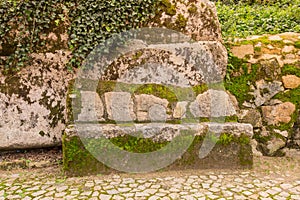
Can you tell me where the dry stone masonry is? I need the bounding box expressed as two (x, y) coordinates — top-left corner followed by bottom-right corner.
(229, 32), (300, 156)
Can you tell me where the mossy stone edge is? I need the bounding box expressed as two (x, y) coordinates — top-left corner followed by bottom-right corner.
(63, 131), (252, 177)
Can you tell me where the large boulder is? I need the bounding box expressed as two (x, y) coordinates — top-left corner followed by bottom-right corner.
(0, 51), (74, 149)
(149, 0), (223, 42)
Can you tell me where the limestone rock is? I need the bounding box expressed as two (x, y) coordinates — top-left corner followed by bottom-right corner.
(257, 59), (281, 81)
(71, 122), (253, 142)
(64, 122), (253, 175)
(147, 42), (228, 84)
(96, 41), (228, 86)
(104, 92), (135, 122)
(292, 111), (300, 141)
(0, 51), (73, 150)
(251, 80), (284, 107)
(134, 94), (169, 122)
(148, 104), (168, 122)
(274, 129), (289, 138)
(282, 45), (295, 53)
(239, 109), (262, 128)
(201, 122), (253, 138)
(231, 45), (254, 59)
(268, 35), (282, 41)
(77, 91), (104, 122)
(250, 139), (263, 157)
(266, 137), (286, 156)
(257, 137), (286, 157)
(262, 102), (296, 125)
(173, 101), (188, 119)
(149, 0), (223, 42)
(190, 89), (237, 118)
(282, 75), (300, 89)
(265, 99), (283, 106)
(260, 126), (271, 137)
(259, 55), (284, 67)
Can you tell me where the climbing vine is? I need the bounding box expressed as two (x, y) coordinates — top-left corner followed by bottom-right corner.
(0, 0), (68, 73)
(0, 0), (160, 73)
(67, 0), (160, 68)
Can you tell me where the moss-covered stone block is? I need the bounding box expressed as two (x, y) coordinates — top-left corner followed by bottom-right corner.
(63, 123), (253, 176)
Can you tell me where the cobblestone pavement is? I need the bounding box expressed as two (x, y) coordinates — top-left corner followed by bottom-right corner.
(0, 155), (300, 200)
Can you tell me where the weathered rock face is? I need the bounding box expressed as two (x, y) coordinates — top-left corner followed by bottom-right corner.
(63, 122), (253, 176)
(231, 44), (254, 59)
(262, 102), (296, 125)
(104, 92), (135, 122)
(251, 80), (284, 107)
(60, 1), (256, 175)
(149, 0), (223, 42)
(86, 42), (228, 86)
(0, 0), (228, 150)
(257, 58), (282, 81)
(232, 33), (300, 67)
(294, 113), (300, 139)
(282, 75), (300, 89)
(239, 109), (262, 128)
(189, 89), (237, 117)
(258, 137), (286, 156)
(77, 91), (104, 122)
(74, 88), (241, 123)
(173, 101), (188, 119)
(135, 94), (169, 122)
(0, 51), (74, 150)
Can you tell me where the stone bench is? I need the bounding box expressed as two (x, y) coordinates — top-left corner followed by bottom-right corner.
(63, 81), (254, 176)
(62, 1), (253, 176)
(63, 122), (253, 176)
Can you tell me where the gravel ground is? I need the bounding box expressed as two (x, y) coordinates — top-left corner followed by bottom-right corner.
(1, 148), (300, 200)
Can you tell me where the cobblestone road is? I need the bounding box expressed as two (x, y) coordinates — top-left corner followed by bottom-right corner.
(0, 155), (300, 200)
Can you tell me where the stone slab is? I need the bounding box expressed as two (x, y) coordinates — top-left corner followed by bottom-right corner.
(63, 122), (253, 176)
(82, 41), (227, 85)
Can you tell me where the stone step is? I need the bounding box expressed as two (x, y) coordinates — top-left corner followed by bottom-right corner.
(63, 122), (253, 176)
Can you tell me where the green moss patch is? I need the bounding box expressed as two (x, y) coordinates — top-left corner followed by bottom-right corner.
(175, 14), (188, 30)
(160, 0), (176, 16)
(62, 135), (112, 176)
(63, 130), (253, 176)
(294, 41), (300, 49)
(188, 3), (198, 15)
(225, 61), (258, 106)
(96, 80), (208, 101)
(110, 134), (168, 153)
(281, 64), (300, 77)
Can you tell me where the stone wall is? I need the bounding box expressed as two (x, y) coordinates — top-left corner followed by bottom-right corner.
(228, 32), (300, 156)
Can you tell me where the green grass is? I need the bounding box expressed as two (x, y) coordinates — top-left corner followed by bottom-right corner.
(216, 0), (300, 39)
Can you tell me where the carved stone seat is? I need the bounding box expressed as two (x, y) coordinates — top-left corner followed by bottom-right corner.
(63, 0), (253, 176)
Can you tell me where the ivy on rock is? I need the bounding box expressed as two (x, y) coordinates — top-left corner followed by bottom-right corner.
(0, 0), (67, 73)
(67, 0), (160, 68)
(0, 0), (160, 72)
